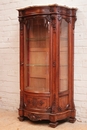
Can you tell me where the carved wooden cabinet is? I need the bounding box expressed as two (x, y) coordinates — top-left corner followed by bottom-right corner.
(18, 5), (77, 127)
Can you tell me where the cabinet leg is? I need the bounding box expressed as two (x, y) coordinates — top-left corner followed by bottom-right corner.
(49, 122), (58, 128)
(18, 116), (25, 121)
(68, 117), (76, 123)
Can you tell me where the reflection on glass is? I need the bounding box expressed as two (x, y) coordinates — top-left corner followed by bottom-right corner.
(24, 17), (50, 92)
(59, 19), (68, 92)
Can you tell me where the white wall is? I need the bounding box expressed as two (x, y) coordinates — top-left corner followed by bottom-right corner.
(0, 0), (87, 123)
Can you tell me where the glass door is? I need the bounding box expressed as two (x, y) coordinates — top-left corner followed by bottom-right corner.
(24, 17), (50, 93)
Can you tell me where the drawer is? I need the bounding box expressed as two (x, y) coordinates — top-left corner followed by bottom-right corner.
(24, 94), (50, 110)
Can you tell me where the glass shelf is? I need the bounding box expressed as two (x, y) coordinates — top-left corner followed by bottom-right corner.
(26, 64), (49, 67)
(60, 65), (68, 66)
(26, 37), (49, 41)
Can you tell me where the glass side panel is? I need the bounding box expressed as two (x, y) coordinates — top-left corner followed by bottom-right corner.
(24, 17), (50, 92)
(59, 19), (68, 92)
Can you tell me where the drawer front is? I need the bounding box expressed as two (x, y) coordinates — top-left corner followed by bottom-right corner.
(24, 94), (50, 110)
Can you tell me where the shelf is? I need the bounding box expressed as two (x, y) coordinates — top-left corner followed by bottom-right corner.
(26, 64), (49, 67)
(29, 75), (49, 78)
(60, 37), (68, 40)
(29, 48), (49, 52)
(26, 65), (67, 67)
(26, 37), (49, 41)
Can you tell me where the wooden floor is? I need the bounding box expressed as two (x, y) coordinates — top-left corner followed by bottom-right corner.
(0, 109), (87, 130)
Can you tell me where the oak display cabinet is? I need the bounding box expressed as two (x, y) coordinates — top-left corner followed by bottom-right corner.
(18, 4), (77, 127)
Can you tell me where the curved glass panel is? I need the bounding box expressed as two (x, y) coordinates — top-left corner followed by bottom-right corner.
(59, 19), (68, 92)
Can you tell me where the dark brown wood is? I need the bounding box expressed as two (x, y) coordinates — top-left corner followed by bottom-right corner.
(68, 117), (76, 123)
(18, 116), (25, 121)
(49, 122), (59, 128)
(18, 4), (77, 127)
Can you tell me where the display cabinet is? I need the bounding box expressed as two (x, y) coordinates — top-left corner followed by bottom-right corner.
(18, 4), (77, 127)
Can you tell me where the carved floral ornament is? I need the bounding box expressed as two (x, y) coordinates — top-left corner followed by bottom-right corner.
(28, 113), (40, 121)
(25, 98), (45, 108)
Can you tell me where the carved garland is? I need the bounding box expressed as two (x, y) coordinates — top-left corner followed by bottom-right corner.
(58, 15), (62, 21)
(65, 17), (71, 23)
(50, 15), (56, 32)
(72, 17), (77, 29)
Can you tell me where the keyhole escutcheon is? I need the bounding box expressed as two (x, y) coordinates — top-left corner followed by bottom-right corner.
(52, 61), (56, 67)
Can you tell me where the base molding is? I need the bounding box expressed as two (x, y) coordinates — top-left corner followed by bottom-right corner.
(18, 109), (76, 127)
